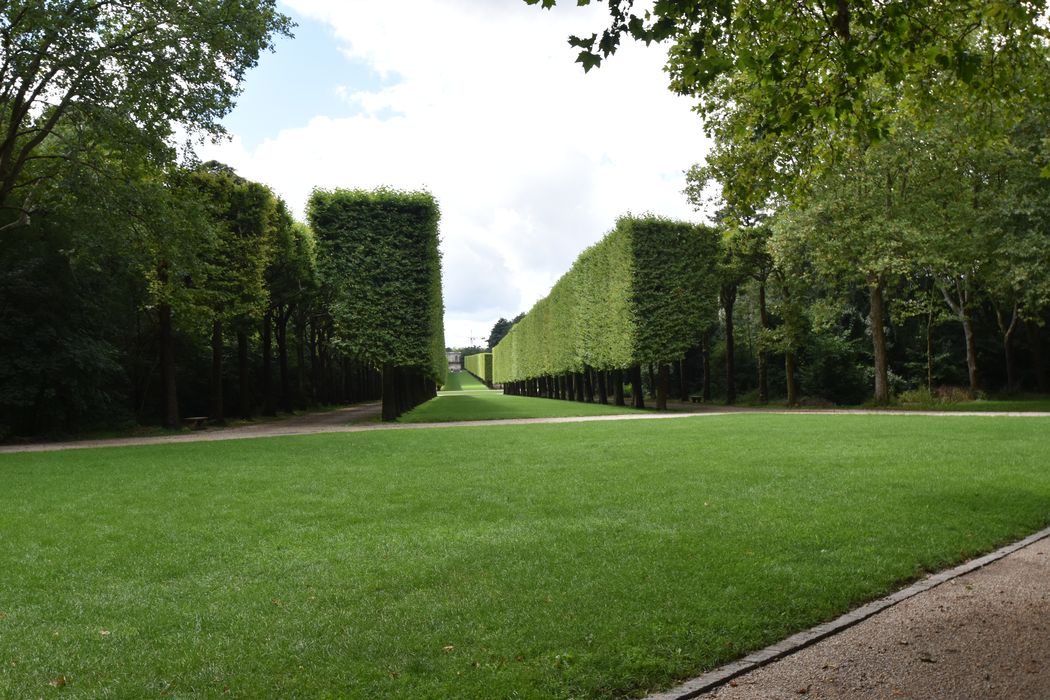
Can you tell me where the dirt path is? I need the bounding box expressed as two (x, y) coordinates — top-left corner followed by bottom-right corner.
(650, 530), (1050, 700)
(1, 403), (1047, 454)
(0, 402), (383, 454)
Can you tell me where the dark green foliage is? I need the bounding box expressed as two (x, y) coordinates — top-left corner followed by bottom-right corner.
(308, 188), (445, 419)
(0, 7), (388, 438)
(493, 215), (719, 384)
(0, 225), (128, 437)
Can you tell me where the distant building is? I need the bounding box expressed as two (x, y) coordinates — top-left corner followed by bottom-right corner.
(446, 352), (462, 372)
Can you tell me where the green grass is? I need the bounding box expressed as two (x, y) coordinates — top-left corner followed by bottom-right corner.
(440, 371), (488, 391)
(399, 391), (642, 423)
(2, 415), (1049, 698)
(893, 397), (1050, 412)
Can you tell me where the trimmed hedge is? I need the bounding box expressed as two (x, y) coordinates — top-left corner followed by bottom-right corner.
(464, 352), (493, 386)
(308, 187), (445, 420)
(493, 215), (719, 396)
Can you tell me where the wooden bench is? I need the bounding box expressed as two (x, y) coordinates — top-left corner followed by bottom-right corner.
(184, 416), (209, 430)
(688, 395), (704, 404)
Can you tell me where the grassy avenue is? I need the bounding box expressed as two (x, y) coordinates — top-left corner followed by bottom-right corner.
(1, 395), (1048, 698)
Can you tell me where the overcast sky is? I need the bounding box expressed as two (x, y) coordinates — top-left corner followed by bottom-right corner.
(198, 0), (711, 348)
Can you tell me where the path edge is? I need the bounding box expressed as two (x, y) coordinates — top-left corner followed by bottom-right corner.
(644, 524), (1050, 700)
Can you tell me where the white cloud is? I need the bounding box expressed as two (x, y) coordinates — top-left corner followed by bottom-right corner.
(198, 0), (711, 347)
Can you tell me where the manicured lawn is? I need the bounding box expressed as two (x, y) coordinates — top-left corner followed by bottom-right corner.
(399, 391), (641, 422)
(1, 415), (1049, 698)
(440, 371), (488, 392)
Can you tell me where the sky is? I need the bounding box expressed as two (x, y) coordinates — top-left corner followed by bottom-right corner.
(197, 0), (712, 349)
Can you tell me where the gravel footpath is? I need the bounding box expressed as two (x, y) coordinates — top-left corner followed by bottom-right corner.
(1, 404), (1047, 454)
(675, 533), (1050, 700)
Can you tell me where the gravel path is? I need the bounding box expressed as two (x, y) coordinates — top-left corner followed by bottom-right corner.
(658, 532), (1050, 700)
(0, 402), (384, 454)
(0, 403), (1047, 454)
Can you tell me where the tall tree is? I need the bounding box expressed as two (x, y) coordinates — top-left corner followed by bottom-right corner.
(191, 162), (275, 422)
(529, 0), (1046, 181)
(773, 131), (939, 404)
(0, 1), (291, 229)
(717, 229), (748, 405)
(265, 204), (317, 413)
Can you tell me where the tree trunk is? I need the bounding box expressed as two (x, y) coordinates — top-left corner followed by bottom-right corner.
(583, 367), (594, 403)
(210, 319), (224, 423)
(262, 310), (275, 416)
(757, 282), (769, 403)
(926, 307), (934, 392)
(785, 351), (798, 406)
(995, 303), (1019, 392)
(309, 323), (320, 403)
(722, 285), (737, 404)
(597, 370), (608, 404)
(158, 303), (179, 428)
(701, 334), (711, 402)
(1026, 319), (1049, 393)
(869, 280), (890, 405)
(382, 363), (398, 421)
(278, 308), (291, 412)
(657, 364), (669, 410)
(963, 317), (979, 394)
(237, 329), (251, 418)
(630, 365), (645, 409)
(295, 316), (307, 407)
(612, 369), (625, 406)
(647, 363), (656, 399)
(940, 280), (979, 395)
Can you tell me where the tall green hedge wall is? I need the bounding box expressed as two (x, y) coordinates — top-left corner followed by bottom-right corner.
(308, 188), (446, 386)
(492, 215), (719, 383)
(464, 352), (493, 385)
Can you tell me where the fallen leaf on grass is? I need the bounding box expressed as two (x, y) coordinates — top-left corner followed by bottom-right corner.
(99, 629), (110, 637)
(442, 645), (454, 653)
(49, 676), (67, 688)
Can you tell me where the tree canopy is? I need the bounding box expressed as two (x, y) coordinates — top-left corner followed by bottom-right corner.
(528, 0), (1047, 138)
(0, 0), (292, 229)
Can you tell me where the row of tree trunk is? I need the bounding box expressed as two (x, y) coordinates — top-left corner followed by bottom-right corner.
(501, 364), (684, 410)
(382, 365), (438, 421)
(158, 304), (383, 428)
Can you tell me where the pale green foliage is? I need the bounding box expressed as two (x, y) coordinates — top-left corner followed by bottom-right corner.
(533, 0), (1048, 219)
(464, 352), (493, 384)
(494, 215), (719, 383)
